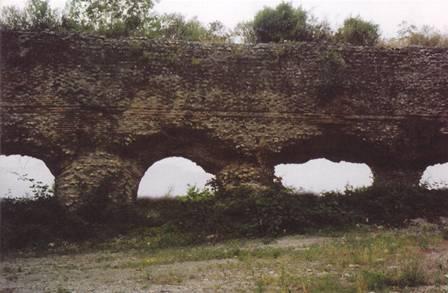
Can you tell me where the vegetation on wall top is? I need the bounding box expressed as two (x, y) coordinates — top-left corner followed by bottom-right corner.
(335, 16), (380, 46)
(251, 2), (331, 43)
(1, 1), (447, 45)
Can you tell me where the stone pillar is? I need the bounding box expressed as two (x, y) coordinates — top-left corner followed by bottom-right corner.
(371, 167), (423, 187)
(216, 162), (276, 190)
(55, 152), (144, 210)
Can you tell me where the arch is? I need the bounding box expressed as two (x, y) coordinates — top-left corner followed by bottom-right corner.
(137, 157), (215, 197)
(421, 163), (448, 189)
(123, 128), (240, 175)
(275, 158), (373, 193)
(0, 154), (55, 198)
(272, 132), (394, 170)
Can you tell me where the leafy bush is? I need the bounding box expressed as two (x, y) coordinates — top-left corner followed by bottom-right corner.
(339, 183), (448, 225)
(3, 183), (448, 251)
(336, 16), (380, 46)
(253, 2), (308, 43)
(180, 185), (215, 202)
(251, 2), (331, 43)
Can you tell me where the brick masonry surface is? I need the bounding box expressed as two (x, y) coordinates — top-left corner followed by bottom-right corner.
(1, 31), (447, 207)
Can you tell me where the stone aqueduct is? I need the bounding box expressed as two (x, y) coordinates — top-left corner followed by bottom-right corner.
(1, 31), (448, 208)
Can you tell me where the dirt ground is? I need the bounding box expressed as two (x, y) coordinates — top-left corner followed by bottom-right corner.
(1, 230), (448, 293)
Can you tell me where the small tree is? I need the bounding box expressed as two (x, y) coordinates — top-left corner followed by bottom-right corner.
(336, 16), (380, 46)
(234, 21), (256, 44)
(207, 20), (231, 43)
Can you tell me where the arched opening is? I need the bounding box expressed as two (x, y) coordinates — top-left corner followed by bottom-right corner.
(0, 155), (55, 198)
(421, 163), (448, 189)
(275, 158), (373, 194)
(137, 157), (215, 198)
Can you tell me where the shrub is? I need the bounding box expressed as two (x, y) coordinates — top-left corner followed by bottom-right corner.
(336, 16), (380, 46)
(180, 185), (215, 202)
(388, 22), (448, 47)
(253, 2), (308, 43)
(251, 2), (331, 43)
(3, 183), (448, 251)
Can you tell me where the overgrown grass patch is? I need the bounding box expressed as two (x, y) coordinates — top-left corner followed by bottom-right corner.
(117, 228), (445, 291)
(125, 243), (288, 268)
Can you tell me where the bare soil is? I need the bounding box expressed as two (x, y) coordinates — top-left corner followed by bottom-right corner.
(1, 232), (447, 293)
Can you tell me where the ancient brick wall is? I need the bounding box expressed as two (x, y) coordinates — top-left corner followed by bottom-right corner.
(1, 31), (447, 208)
